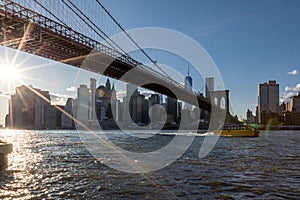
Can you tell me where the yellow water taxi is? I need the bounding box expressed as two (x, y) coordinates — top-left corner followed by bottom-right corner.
(216, 124), (259, 137)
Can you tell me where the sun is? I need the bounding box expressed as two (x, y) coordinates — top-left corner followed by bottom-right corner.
(0, 64), (19, 82)
(0, 60), (22, 92)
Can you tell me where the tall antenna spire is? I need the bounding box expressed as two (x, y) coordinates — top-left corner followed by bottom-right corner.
(188, 63), (190, 76)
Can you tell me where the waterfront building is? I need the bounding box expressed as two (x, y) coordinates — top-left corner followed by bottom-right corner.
(278, 93), (300, 125)
(160, 94), (164, 105)
(287, 93), (300, 112)
(205, 77), (214, 99)
(44, 105), (57, 129)
(184, 66), (193, 122)
(166, 96), (178, 123)
(95, 85), (107, 120)
(76, 84), (89, 127)
(111, 85), (116, 100)
(61, 98), (75, 129)
(192, 107), (201, 123)
(110, 85), (117, 120)
(246, 109), (256, 124)
(105, 78), (112, 99)
(130, 93), (147, 124)
(143, 99), (149, 124)
(7, 85), (51, 129)
(95, 78), (114, 121)
(255, 106), (259, 123)
(258, 80), (280, 124)
(123, 84), (137, 127)
(149, 94), (160, 105)
(115, 100), (123, 122)
(5, 114), (10, 128)
(55, 105), (64, 128)
(149, 94), (161, 123)
(184, 66), (193, 93)
(177, 102), (182, 122)
(181, 108), (191, 125)
(283, 112), (300, 125)
(196, 93), (206, 122)
(89, 78), (97, 121)
(35, 101), (45, 129)
(280, 102), (287, 113)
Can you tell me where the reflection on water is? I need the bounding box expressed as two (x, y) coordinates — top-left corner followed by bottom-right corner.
(0, 130), (299, 199)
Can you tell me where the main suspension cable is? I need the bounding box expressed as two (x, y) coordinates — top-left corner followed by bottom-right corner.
(32, 0), (68, 27)
(95, 0), (171, 79)
(63, 0), (131, 58)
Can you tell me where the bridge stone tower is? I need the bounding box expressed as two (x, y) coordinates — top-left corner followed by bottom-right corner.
(210, 90), (230, 114)
(205, 77), (230, 113)
(210, 90), (231, 124)
(205, 77), (231, 124)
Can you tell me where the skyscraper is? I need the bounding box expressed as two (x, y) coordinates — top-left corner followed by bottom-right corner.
(89, 78), (97, 121)
(110, 84), (117, 120)
(287, 93), (300, 112)
(258, 80), (279, 124)
(184, 65), (193, 90)
(105, 78), (112, 99)
(205, 77), (214, 99)
(76, 84), (89, 127)
(7, 85), (50, 129)
(149, 94), (161, 123)
(95, 78), (116, 121)
(166, 96), (178, 122)
(123, 84), (137, 127)
(184, 65), (193, 117)
(61, 98), (75, 129)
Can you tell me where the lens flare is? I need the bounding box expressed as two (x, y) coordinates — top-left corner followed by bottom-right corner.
(264, 119), (273, 139)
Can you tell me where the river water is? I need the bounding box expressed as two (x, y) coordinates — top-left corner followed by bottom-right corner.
(0, 130), (299, 199)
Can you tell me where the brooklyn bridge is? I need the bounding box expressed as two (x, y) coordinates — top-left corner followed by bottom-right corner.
(0, 0), (229, 114)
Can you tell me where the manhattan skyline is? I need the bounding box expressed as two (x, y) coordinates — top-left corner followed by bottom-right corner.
(1, 0), (300, 126)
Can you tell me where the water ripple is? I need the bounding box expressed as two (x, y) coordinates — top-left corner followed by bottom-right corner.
(0, 130), (299, 199)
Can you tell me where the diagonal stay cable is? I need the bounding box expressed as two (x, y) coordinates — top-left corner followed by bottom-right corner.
(95, 0), (172, 80)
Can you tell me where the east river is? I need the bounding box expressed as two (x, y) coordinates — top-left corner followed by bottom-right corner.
(0, 130), (299, 199)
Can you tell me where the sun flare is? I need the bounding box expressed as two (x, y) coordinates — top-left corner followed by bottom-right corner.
(0, 47), (51, 93)
(0, 64), (19, 82)
(0, 59), (23, 92)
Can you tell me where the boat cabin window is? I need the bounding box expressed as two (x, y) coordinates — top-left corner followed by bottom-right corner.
(224, 125), (247, 130)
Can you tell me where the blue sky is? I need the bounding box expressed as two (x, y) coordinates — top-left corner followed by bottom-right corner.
(1, 0), (300, 125)
(100, 0), (300, 115)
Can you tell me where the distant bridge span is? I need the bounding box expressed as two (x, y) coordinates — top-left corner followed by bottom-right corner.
(0, 0), (213, 111)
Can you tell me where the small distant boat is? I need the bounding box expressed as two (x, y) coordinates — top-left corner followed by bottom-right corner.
(216, 124), (259, 137)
